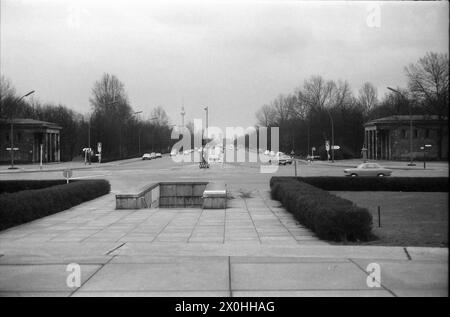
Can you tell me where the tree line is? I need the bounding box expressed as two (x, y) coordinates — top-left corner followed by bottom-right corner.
(0, 73), (174, 162)
(255, 52), (448, 159)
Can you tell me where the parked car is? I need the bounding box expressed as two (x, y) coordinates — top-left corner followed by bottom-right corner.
(155, 153), (162, 158)
(142, 153), (152, 160)
(344, 163), (392, 177)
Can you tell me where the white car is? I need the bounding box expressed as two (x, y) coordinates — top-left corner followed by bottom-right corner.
(269, 152), (293, 165)
(344, 163), (393, 177)
(155, 153), (162, 158)
(142, 153), (152, 160)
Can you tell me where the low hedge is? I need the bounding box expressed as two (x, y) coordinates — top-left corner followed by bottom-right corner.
(0, 180), (68, 194)
(0, 179), (110, 231)
(296, 177), (449, 192)
(270, 177), (373, 242)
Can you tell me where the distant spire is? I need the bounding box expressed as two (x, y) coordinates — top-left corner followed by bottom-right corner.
(181, 106), (185, 127)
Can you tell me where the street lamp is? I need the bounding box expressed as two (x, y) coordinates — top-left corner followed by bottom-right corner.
(387, 87), (415, 166)
(201, 106), (208, 165)
(324, 107), (334, 163)
(131, 111), (143, 155)
(9, 90), (35, 169)
(87, 99), (119, 164)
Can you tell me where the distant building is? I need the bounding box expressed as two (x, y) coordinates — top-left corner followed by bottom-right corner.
(0, 118), (62, 163)
(364, 115), (448, 160)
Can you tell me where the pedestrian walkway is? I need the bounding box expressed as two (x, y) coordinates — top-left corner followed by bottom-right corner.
(0, 157), (142, 174)
(0, 190), (447, 297)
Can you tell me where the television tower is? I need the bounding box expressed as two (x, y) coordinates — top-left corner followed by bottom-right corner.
(181, 106), (185, 127)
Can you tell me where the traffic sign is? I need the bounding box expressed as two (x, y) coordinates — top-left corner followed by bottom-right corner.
(332, 145), (340, 150)
(63, 169), (73, 183)
(6, 147), (19, 151)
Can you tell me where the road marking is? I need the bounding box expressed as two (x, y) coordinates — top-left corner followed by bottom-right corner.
(70, 174), (110, 179)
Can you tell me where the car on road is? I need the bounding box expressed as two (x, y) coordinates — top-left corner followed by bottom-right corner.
(142, 153), (153, 160)
(344, 163), (392, 177)
(155, 153), (162, 158)
(269, 152), (293, 165)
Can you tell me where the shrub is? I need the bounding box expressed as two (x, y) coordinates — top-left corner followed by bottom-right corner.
(270, 177), (373, 242)
(0, 180), (68, 194)
(0, 179), (110, 231)
(296, 177), (449, 192)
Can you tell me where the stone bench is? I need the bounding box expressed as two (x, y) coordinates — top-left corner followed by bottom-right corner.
(202, 182), (227, 209)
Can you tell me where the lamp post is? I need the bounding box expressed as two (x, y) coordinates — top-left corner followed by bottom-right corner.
(387, 87), (415, 166)
(202, 106), (208, 164)
(131, 111), (143, 155)
(9, 90), (35, 169)
(88, 99), (119, 164)
(324, 108), (334, 163)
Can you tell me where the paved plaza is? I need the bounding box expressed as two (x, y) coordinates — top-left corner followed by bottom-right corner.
(0, 157), (448, 296)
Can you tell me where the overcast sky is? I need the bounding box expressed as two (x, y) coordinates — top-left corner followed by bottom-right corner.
(1, 0), (448, 129)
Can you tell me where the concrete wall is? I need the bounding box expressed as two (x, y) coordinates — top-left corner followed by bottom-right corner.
(159, 182), (207, 208)
(116, 182), (207, 209)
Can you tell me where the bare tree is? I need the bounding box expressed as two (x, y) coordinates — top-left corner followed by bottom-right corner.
(405, 52), (449, 159)
(301, 75), (335, 109)
(358, 82), (378, 115)
(255, 104), (275, 126)
(332, 80), (354, 109)
(151, 106), (169, 126)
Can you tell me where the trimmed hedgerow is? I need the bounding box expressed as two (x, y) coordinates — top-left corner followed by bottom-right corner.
(296, 177), (449, 192)
(0, 180), (68, 194)
(270, 177), (373, 242)
(0, 180), (110, 231)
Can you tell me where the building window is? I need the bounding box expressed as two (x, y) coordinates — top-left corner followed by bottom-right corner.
(401, 129), (406, 139)
(413, 129), (418, 139)
(425, 129), (430, 138)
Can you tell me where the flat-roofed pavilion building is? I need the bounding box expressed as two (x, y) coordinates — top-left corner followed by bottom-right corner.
(364, 115), (448, 161)
(0, 118), (62, 163)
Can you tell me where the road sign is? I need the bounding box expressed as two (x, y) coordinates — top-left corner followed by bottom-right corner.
(332, 145), (340, 150)
(6, 147), (19, 151)
(63, 170), (73, 184)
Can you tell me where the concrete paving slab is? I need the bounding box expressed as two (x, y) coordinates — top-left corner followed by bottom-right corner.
(78, 260), (229, 292)
(352, 259), (448, 295)
(231, 262), (369, 290)
(0, 264), (100, 292)
(406, 247), (448, 261)
(0, 291), (72, 297)
(232, 290), (393, 297)
(72, 291), (230, 297)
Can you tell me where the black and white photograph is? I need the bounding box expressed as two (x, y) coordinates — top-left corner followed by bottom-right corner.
(0, 0), (448, 301)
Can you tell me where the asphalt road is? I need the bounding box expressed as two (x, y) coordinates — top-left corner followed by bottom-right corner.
(1, 155), (448, 195)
